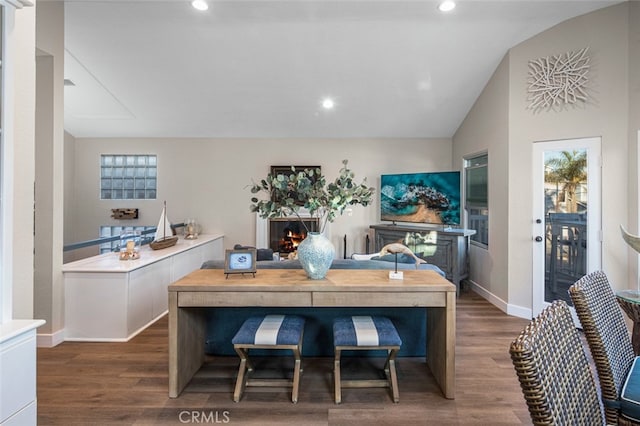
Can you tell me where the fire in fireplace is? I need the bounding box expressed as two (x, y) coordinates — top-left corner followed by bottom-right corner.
(269, 218), (319, 254)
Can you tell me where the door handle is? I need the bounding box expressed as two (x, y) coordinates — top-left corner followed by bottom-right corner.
(535, 236), (543, 242)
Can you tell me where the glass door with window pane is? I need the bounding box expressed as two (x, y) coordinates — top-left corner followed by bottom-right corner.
(532, 138), (601, 316)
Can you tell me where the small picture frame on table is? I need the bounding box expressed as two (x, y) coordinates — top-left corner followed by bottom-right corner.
(224, 248), (257, 278)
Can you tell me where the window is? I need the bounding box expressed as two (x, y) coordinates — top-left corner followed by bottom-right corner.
(100, 154), (156, 200)
(99, 225), (155, 254)
(465, 153), (488, 247)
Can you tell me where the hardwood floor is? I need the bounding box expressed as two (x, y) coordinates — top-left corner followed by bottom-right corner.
(37, 290), (533, 425)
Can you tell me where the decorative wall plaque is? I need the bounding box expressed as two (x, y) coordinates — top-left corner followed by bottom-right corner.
(527, 47), (590, 112)
(111, 208), (139, 220)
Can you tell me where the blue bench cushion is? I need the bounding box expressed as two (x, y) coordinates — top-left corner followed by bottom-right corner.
(232, 315), (304, 346)
(621, 356), (640, 421)
(333, 316), (402, 347)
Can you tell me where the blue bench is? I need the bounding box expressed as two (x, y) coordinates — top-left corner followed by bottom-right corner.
(231, 314), (305, 403)
(333, 316), (402, 403)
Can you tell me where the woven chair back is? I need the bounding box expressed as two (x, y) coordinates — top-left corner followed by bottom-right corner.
(510, 300), (604, 425)
(569, 270), (635, 425)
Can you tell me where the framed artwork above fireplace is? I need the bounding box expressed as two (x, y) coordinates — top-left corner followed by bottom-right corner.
(270, 165), (320, 176)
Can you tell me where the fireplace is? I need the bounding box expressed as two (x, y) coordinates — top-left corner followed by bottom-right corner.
(268, 218), (318, 254)
(255, 209), (330, 256)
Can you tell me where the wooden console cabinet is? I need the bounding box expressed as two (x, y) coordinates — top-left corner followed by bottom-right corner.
(370, 224), (475, 290)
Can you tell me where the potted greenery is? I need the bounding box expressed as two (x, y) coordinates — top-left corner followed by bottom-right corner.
(250, 159), (374, 279)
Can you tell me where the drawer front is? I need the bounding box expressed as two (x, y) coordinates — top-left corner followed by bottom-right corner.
(178, 291), (312, 307)
(313, 291), (446, 307)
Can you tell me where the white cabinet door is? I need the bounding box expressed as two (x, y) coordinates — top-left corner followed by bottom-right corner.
(128, 258), (171, 333)
(0, 331), (37, 424)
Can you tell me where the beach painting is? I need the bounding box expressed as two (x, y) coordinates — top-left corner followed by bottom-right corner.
(380, 171), (461, 226)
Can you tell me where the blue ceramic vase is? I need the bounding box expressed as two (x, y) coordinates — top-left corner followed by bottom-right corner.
(297, 232), (335, 279)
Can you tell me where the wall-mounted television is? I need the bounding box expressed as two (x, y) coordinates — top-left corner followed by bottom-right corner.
(380, 171), (461, 226)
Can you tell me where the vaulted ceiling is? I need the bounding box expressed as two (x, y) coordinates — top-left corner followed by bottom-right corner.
(63, 0), (619, 139)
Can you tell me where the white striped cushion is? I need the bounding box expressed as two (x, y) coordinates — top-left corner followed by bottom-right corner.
(254, 314), (285, 345)
(352, 316), (379, 346)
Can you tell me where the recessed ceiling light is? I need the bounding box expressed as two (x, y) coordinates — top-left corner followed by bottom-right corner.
(438, 1), (456, 12)
(191, 0), (208, 11)
(322, 98), (335, 110)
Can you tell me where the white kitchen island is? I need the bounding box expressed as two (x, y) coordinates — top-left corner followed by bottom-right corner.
(63, 234), (224, 341)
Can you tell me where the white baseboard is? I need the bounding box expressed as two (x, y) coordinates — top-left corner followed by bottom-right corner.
(37, 329), (65, 347)
(466, 280), (532, 320)
(63, 311), (169, 343)
(506, 303), (532, 320)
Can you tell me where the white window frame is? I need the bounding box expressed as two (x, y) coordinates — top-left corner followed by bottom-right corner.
(464, 152), (488, 248)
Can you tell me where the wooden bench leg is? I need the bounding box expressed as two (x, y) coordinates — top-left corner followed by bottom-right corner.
(334, 348), (342, 404)
(291, 347), (302, 403)
(233, 343), (303, 403)
(386, 348), (400, 403)
(233, 347), (251, 402)
(334, 345), (400, 403)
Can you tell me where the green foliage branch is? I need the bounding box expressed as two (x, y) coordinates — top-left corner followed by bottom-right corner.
(249, 160), (374, 234)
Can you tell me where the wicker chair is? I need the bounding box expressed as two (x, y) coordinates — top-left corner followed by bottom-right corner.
(568, 270), (639, 425)
(510, 300), (605, 425)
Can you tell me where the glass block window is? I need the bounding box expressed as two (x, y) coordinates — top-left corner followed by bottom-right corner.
(99, 225), (155, 254)
(100, 154), (157, 199)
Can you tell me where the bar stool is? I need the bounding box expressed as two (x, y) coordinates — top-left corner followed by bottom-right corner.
(231, 314), (305, 403)
(333, 315), (402, 403)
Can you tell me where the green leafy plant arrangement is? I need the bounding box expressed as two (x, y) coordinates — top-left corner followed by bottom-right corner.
(250, 159), (375, 234)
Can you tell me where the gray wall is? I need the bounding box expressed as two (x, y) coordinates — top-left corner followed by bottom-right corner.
(452, 54), (510, 304)
(65, 138), (453, 261)
(51, 2), (640, 330)
(454, 2), (636, 317)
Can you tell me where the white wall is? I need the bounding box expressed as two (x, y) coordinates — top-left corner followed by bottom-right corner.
(63, 131), (75, 263)
(628, 1), (640, 288)
(34, 0), (65, 337)
(6, 3), (36, 320)
(508, 3), (630, 309)
(66, 138), (453, 260)
(452, 54), (510, 304)
(454, 2), (635, 317)
(60, 3), (640, 323)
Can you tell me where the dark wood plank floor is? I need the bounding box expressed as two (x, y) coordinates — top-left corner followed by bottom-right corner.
(36, 290), (533, 425)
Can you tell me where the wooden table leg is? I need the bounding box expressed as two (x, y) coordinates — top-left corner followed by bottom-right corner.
(168, 292), (206, 398)
(426, 291), (456, 399)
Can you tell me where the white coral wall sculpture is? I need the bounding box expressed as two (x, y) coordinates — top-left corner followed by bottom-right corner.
(527, 47), (590, 112)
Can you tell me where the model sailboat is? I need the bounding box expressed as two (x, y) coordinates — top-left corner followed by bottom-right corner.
(149, 201), (178, 250)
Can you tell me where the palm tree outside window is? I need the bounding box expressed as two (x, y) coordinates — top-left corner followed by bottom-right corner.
(544, 150), (587, 214)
